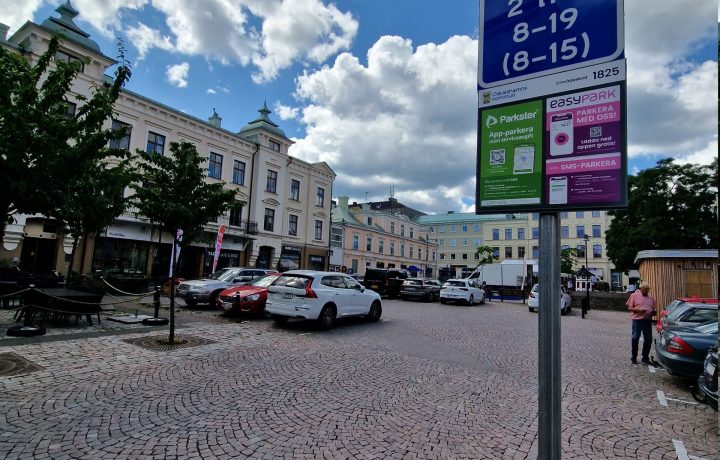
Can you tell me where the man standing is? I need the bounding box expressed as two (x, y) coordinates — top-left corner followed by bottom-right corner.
(626, 282), (656, 364)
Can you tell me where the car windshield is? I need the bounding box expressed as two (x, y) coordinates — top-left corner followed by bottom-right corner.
(273, 275), (312, 289)
(445, 280), (465, 287)
(693, 322), (718, 334)
(208, 268), (240, 281)
(666, 305), (693, 320)
(249, 274), (279, 287)
(405, 279), (422, 286)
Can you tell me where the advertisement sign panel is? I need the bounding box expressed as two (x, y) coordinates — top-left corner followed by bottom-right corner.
(478, 100), (543, 206)
(544, 84), (624, 207)
(479, 0), (624, 89)
(477, 83), (626, 212)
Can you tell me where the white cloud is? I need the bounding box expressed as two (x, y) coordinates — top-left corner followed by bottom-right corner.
(0, 0), (45, 34)
(206, 88), (217, 94)
(274, 102), (299, 120)
(64, 0), (358, 82)
(166, 62), (189, 88)
(290, 35), (479, 214)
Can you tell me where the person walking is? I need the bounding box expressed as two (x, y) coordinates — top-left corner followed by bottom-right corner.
(626, 282), (655, 364)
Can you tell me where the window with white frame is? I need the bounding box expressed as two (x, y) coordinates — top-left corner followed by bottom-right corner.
(314, 220), (323, 240)
(289, 179), (300, 200)
(390, 242), (395, 255)
(269, 138), (281, 152)
(352, 235), (359, 250)
(266, 170), (277, 193)
(264, 208), (275, 231)
(109, 120), (131, 151)
(366, 236), (372, 251)
(232, 160), (245, 185)
(146, 131), (165, 156)
(316, 187), (325, 206)
(288, 214), (298, 236)
(208, 152), (223, 179)
(379, 240), (384, 254)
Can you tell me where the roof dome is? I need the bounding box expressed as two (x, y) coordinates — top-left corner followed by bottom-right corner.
(41, 1), (101, 52)
(238, 101), (287, 138)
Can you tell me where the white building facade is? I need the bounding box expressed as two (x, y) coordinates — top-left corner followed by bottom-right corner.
(0, 4), (335, 279)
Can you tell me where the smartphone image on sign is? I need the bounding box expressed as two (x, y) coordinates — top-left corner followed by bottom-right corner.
(513, 144), (535, 174)
(549, 176), (568, 204)
(550, 113), (574, 156)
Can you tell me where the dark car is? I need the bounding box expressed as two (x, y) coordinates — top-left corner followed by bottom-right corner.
(695, 346), (718, 409)
(657, 297), (718, 332)
(216, 273), (281, 316)
(655, 322), (718, 379)
(400, 278), (442, 302)
(660, 302), (718, 332)
(362, 268), (409, 298)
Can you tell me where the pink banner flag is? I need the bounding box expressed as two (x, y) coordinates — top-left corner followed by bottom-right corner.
(212, 224), (226, 274)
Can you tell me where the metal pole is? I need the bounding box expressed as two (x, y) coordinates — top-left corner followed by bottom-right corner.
(538, 212), (561, 459)
(585, 235), (590, 313)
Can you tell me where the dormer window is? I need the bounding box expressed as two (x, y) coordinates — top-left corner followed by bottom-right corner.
(269, 139), (281, 152)
(55, 50), (84, 72)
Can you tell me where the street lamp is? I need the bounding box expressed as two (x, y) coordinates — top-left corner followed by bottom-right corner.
(583, 234), (590, 315)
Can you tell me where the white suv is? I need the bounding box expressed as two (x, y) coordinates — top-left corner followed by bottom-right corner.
(527, 284), (572, 315)
(266, 270), (382, 329)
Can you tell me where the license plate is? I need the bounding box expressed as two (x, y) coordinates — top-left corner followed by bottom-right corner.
(705, 362), (716, 376)
(405, 287), (416, 292)
(283, 292), (294, 299)
(371, 285), (379, 290)
(221, 301), (233, 310)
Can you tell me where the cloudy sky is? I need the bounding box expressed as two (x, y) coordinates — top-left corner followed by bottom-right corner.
(2, 0), (717, 214)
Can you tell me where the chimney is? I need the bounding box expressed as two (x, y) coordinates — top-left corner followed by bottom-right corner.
(208, 108), (222, 128)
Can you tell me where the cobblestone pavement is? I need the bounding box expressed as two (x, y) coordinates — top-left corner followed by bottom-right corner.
(0, 297), (716, 459)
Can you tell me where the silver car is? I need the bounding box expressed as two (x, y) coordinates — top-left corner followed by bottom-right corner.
(176, 267), (277, 307)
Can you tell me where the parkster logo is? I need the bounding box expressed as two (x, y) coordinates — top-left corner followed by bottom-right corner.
(486, 111), (538, 129)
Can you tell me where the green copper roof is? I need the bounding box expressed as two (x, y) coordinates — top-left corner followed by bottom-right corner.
(238, 101), (287, 138)
(41, 1), (101, 53)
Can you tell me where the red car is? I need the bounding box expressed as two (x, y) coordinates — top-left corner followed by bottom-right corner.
(657, 296), (718, 333)
(216, 273), (280, 316)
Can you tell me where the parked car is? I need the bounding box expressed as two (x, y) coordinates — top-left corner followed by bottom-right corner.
(266, 270), (382, 329)
(176, 267), (277, 307)
(654, 322), (718, 379)
(400, 278), (443, 302)
(657, 297), (718, 332)
(695, 346), (718, 410)
(215, 273), (281, 316)
(440, 279), (485, 305)
(362, 268), (409, 298)
(659, 302), (718, 332)
(527, 284), (572, 315)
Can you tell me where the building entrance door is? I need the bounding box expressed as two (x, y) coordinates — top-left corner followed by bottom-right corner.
(20, 237), (57, 272)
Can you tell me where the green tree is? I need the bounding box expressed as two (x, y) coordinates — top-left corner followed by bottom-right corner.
(607, 158), (718, 273)
(133, 141), (239, 343)
(475, 245), (495, 266)
(0, 35), (132, 239)
(561, 247), (580, 274)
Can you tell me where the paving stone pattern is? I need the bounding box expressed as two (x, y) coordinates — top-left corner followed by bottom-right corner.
(0, 298), (716, 459)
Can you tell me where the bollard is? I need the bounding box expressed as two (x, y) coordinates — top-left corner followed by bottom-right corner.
(153, 285), (161, 318)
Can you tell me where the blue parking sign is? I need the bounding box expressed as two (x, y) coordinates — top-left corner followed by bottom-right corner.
(479, 0), (624, 88)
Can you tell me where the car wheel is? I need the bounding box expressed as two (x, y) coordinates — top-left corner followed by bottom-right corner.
(318, 305), (336, 330)
(272, 315), (289, 323)
(261, 302), (272, 319)
(528, 307), (533, 313)
(561, 306), (567, 316)
(184, 299), (198, 308)
(468, 295), (474, 306)
(366, 301), (382, 322)
(209, 291), (221, 308)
